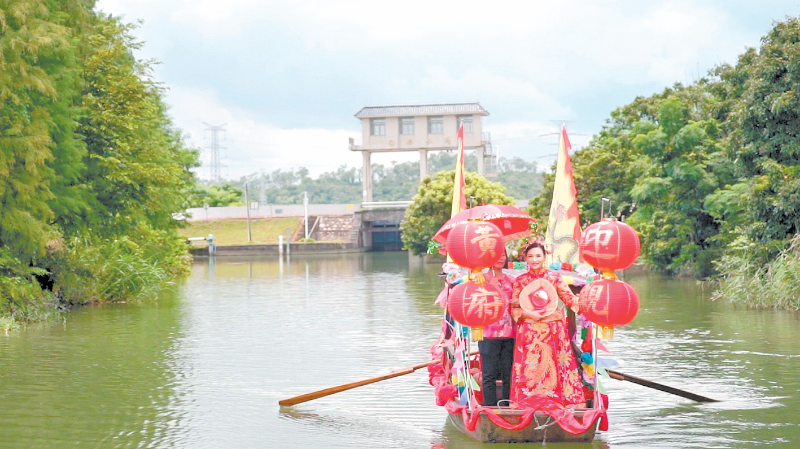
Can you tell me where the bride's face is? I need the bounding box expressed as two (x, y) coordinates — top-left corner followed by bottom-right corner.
(526, 247), (546, 270)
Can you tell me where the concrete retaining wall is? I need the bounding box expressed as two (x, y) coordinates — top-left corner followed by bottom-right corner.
(313, 215), (356, 242)
(190, 242), (365, 256)
(184, 200), (528, 222)
(185, 204), (359, 222)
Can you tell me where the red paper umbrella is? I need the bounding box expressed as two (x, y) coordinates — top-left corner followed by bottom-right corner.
(448, 281), (507, 327)
(579, 219), (641, 272)
(578, 278), (639, 327)
(445, 221), (503, 270)
(433, 204), (536, 244)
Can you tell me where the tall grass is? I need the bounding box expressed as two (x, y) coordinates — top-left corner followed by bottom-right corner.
(50, 226), (192, 305)
(1, 225), (191, 330)
(713, 235), (800, 310)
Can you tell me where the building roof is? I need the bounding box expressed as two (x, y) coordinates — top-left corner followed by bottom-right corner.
(354, 103), (489, 118)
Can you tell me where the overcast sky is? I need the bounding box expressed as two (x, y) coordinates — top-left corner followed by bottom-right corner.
(95, 0), (799, 180)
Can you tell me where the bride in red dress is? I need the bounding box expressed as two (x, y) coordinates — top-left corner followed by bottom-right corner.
(509, 241), (585, 409)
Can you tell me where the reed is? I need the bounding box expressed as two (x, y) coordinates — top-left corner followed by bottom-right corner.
(0, 316), (19, 333)
(713, 235), (800, 310)
(49, 226), (192, 305)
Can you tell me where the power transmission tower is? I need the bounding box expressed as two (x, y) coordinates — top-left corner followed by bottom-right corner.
(259, 170), (267, 206)
(203, 122), (227, 183)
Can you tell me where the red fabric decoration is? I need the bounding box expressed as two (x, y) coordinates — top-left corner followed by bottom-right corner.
(445, 221), (503, 270)
(427, 337), (607, 435)
(579, 279), (640, 327)
(581, 325), (594, 352)
(447, 281), (506, 327)
(579, 219), (641, 271)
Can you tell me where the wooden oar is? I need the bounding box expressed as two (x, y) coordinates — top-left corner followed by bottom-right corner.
(279, 350), (478, 407)
(606, 369), (719, 403)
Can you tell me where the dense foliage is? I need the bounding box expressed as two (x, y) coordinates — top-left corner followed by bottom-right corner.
(188, 183), (244, 207)
(0, 1), (198, 324)
(400, 170), (514, 255)
(529, 17), (800, 307)
(227, 152), (542, 205)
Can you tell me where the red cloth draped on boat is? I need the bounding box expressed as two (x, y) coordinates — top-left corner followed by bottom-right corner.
(510, 269), (586, 408)
(427, 358), (607, 434)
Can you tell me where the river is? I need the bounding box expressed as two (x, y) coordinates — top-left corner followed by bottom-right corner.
(1, 252), (798, 448)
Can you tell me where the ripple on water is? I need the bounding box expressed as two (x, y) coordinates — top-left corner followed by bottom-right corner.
(3, 256), (800, 449)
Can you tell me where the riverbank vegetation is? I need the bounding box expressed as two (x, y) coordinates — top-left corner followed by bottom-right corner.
(179, 218), (301, 246)
(530, 17), (800, 309)
(401, 171), (514, 255)
(713, 236), (800, 310)
(213, 152), (543, 206)
(0, 1), (198, 324)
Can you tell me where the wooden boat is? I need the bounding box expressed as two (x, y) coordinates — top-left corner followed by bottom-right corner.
(446, 406), (599, 443)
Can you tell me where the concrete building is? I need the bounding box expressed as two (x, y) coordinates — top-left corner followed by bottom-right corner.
(349, 103), (495, 202)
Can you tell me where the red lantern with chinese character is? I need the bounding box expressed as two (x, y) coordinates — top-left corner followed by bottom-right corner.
(580, 219), (641, 273)
(579, 278), (639, 328)
(448, 281), (506, 328)
(445, 221), (503, 270)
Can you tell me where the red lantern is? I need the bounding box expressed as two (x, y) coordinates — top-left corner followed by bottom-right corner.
(445, 221), (503, 270)
(579, 279), (639, 327)
(447, 281), (506, 328)
(580, 219), (641, 272)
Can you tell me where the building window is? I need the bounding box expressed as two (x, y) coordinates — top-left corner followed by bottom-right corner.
(457, 115), (473, 133)
(428, 116), (443, 134)
(371, 118), (386, 136)
(400, 117), (415, 135)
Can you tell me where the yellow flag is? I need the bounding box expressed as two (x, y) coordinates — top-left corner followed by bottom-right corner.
(450, 124), (467, 218)
(545, 125), (582, 266)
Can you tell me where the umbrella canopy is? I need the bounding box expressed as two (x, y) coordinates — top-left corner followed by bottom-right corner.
(433, 204), (536, 244)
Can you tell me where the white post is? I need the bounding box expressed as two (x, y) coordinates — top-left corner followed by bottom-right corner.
(245, 182), (252, 242)
(279, 235), (284, 257)
(303, 191), (309, 239)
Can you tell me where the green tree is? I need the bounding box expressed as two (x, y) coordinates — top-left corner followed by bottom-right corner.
(188, 183), (243, 207)
(529, 85), (729, 275)
(706, 18), (800, 263)
(77, 16), (198, 234)
(400, 170), (514, 255)
(0, 0), (83, 265)
(0, 5), (201, 319)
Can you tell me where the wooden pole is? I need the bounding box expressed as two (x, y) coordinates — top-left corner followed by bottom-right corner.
(279, 361), (432, 407)
(279, 350), (479, 407)
(606, 369), (719, 403)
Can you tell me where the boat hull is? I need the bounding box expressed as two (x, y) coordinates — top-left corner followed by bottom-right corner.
(447, 408), (598, 443)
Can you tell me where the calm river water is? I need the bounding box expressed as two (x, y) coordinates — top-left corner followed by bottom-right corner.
(1, 252), (799, 448)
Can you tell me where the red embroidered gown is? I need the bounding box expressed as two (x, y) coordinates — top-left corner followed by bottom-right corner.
(509, 267), (585, 408)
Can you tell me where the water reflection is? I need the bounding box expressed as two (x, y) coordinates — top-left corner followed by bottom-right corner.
(1, 253), (799, 448)
(0, 292), (184, 449)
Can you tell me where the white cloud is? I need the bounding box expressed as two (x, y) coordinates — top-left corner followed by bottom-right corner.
(165, 86), (363, 179)
(95, 0), (784, 181)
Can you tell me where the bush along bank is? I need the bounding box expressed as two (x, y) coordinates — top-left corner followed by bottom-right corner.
(0, 3), (198, 330)
(1, 226), (193, 332)
(712, 235), (800, 311)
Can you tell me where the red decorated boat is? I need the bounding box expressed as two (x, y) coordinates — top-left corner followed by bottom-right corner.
(428, 321), (607, 444)
(428, 125), (626, 443)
